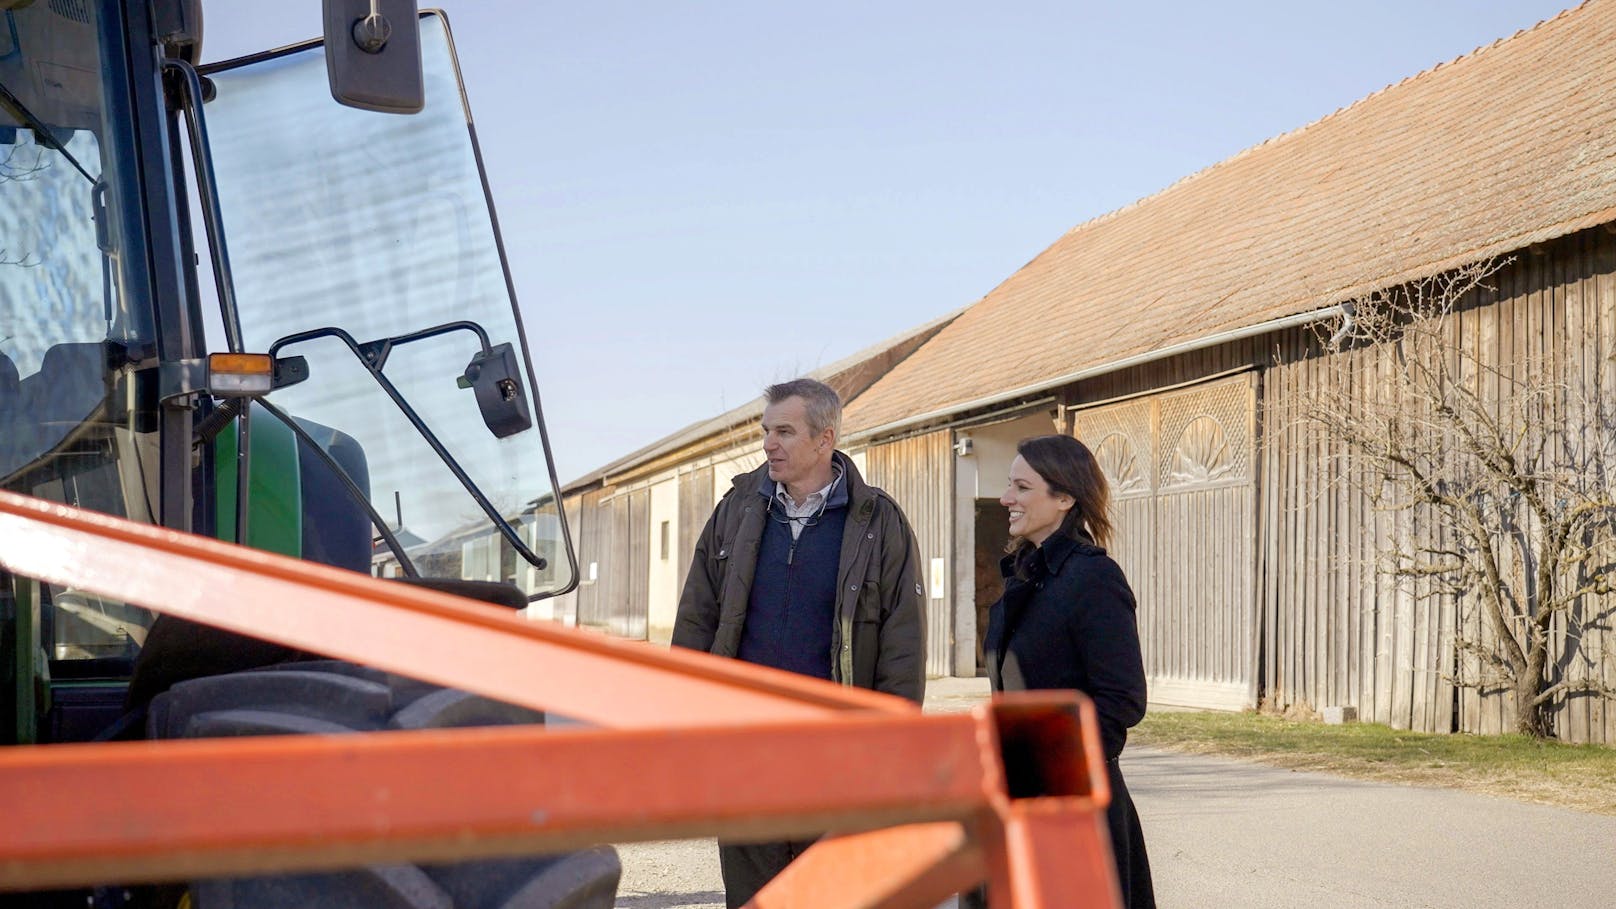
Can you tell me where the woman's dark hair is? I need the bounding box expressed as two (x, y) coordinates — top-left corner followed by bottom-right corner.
(1009, 434), (1113, 557)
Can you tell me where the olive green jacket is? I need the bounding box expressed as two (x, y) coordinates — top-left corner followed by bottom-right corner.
(671, 452), (926, 702)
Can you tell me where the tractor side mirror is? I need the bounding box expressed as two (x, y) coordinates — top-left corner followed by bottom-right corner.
(458, 342), (533, 439)
(322, 0), (423, 113)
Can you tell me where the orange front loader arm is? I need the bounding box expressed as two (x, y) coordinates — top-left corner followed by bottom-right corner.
(0, 491), (1120, 908)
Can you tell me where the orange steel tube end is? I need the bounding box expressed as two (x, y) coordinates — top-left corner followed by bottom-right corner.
(970, 691), (1121, 908)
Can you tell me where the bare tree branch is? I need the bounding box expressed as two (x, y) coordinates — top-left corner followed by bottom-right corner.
(2, 144), (49, 268)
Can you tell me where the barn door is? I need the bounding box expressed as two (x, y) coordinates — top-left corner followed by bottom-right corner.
(1071, 373), (1257, 709)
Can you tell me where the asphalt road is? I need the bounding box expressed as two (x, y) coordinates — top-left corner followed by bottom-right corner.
(1129, 746), (1616, 908)
(610, 679), (1616, 907)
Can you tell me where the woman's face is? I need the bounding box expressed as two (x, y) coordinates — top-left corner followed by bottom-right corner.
(1000, 455), (1074, 546)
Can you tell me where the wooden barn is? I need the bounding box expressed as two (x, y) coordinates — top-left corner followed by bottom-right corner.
(836, 0), (1616, 742)
(520, 1), (1615, 743)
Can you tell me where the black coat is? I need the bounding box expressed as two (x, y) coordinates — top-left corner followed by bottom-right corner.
(983, 531), (1155, 909)
(984, 532), (1147, 757)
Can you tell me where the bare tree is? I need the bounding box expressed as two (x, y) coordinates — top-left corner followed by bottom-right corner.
(2, 143), (47, 268)
(1, 141), (47, 182)
(1302, 259), (1616, 738)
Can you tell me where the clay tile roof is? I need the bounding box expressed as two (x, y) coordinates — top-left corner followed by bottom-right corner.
(843, 1), (1611, 436)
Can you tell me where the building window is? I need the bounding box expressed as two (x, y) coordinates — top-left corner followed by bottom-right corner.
(659, 520), (671, 560)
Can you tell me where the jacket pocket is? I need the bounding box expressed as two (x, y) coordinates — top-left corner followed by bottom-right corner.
(712, 546), (741, 613)
(847, 566), (883, 685)
(850, 568), (884, 623)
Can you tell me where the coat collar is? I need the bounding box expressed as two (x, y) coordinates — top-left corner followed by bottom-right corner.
(734, 450), (868, 515)
(999, 530), (1098, 581)
(754, 457), (849, 511)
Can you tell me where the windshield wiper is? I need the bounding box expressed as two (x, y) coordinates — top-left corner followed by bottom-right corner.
(0, 78), (96, 184)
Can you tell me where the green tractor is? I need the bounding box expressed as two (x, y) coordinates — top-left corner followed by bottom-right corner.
(2, 1), (614, 905)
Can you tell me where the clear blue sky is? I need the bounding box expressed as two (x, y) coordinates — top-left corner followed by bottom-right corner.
(204, 1), (1577, 483)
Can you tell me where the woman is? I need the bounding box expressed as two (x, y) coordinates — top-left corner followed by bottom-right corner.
(985, 434), (1155, 908)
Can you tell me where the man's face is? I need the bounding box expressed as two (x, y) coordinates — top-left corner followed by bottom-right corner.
(761, 395), (833, 488)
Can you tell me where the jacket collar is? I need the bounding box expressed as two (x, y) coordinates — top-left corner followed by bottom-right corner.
(735, 450), (867, 514)
(1041, 531), (1090, 574)
(740, 446), (879, 517)
(754, 457), (849, 511)
(999, 530), (1097, 580)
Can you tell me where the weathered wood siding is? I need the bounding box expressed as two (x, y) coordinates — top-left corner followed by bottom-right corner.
(572, 487), (608, 629)
(676, 466), (715, 596)
(621, 488), (651, 640)
(864, 430), (956, 677)
(623, 488), (649, 637)
(1259, 231), (1616, 744)
(1259, 325), (1447, 731)
(569, 485), (650, 639)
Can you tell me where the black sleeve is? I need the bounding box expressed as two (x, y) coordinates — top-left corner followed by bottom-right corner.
(1067, 556), (1148, 759)
(670, 497), (727, 652)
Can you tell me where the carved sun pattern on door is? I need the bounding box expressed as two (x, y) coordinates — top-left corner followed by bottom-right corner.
(1094, 431), (1149, 496)
(1165, 415), (1234, 487)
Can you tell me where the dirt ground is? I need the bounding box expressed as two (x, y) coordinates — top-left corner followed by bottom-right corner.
(615, 840), (725, 909)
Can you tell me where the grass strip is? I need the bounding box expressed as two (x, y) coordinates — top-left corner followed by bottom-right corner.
(1132, 710), (1616, 815)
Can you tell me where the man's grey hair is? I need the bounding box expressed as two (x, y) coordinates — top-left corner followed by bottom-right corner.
(764, 377), (843, 440)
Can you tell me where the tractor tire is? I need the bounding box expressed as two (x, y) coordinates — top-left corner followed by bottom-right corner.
(190, 865), (453, 909)
(148, 662), (617, 909)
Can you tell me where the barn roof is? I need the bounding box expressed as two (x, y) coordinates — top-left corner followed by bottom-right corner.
(560, 305), (962, 492)
(843, 1), (1613, 436)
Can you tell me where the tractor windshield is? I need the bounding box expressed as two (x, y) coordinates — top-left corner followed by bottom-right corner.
(197, 12), (576, 598)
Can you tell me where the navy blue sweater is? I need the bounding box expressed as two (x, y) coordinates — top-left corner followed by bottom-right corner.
(737, 482), (848, 680)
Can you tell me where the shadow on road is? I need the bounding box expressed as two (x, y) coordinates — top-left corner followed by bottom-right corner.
(615, 890), (726, 908)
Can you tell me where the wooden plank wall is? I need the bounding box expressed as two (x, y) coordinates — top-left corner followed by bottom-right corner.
(863, 430), (956, 677)
(1259, 325), (1442, 730)
(1475, 233), (1616, 743)
(572, 487), (608, 629)
(676, 466), (715, 596)
(568, 487), (653, 639)
(620, 488), (651, 640)
(1259, 231), (1616, 744)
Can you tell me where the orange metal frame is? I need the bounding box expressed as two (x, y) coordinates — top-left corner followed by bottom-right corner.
(0, 491), (1121, 907)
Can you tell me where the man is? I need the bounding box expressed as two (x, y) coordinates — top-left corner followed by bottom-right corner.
(672, 377), (926, 907)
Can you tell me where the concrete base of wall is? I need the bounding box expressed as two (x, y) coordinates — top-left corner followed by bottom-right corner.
(1147, 676), (1253, 711)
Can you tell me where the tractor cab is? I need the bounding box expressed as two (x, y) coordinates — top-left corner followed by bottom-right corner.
(3, 1), (575, 745)
(2, 3), (609, 906)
